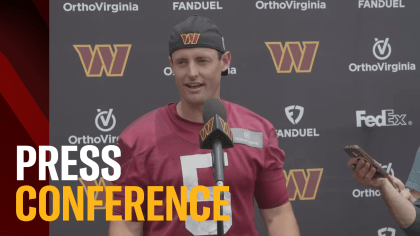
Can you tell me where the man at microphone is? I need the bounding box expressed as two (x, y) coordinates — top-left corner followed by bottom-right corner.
(109, 15), (300, 236)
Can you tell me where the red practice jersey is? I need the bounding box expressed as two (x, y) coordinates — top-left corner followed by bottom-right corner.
(113, 100), (289, 236)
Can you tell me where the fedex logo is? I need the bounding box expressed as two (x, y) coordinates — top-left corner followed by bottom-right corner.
(356, 109), (411, 127)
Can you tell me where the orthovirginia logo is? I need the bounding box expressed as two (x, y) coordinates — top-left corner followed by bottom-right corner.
(256, 1), (326, 10)
(373, 38), (391, 60)
(285, 168), (323, 200)
(63, 2), (139, 12)
(95, 109), (116, 132)
(349, 38), (415, 72)
(74, 44), (131, 77)
(68, 109), (119, 145)
(265, 41), (319, 73)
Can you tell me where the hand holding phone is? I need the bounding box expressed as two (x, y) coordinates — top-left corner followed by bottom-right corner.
(344, 145), (401, 193)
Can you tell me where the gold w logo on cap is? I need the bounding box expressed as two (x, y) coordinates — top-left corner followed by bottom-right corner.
(181, 33), (200, 45)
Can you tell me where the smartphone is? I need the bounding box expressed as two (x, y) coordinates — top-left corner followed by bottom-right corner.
(344, 145), (400, 192)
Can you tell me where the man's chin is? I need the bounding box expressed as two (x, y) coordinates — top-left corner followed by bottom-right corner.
(182, 94), (219, 107)
(182, 96), (206, 106)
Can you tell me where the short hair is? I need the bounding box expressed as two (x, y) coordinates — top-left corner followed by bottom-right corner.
(170, 49), (224, 60)
(217, 51), (223, 60)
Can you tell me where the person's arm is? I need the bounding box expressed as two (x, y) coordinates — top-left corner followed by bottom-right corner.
(109, 137), (147, 236)
(260, 202), (300, 236)
(255, 127), (300, 235)
(109, 221), (143, 236)
(348, 158), (416, 228)
(378, 179), (416, 228)
(410, 189), (420, 202)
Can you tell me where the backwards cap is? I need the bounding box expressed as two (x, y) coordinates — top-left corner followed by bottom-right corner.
(169, 15), (228, 76)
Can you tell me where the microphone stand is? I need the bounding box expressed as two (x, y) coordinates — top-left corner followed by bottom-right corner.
(212, 139), (225, 236)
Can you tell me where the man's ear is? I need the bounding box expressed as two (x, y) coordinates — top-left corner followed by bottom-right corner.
(221, 51), (231, 73)
(168, 56), (173, 69)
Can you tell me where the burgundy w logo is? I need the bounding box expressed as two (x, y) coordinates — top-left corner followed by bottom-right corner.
(284, 168), (323, 200)
(181, 33), (200, 45)
(79, 177), (113, 209)
(265, 42), (319, 73)
(74, 44), (131, 77)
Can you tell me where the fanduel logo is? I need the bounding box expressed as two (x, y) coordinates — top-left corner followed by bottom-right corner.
(276, 105), (320, 138)
(285, 105), (304, 125)
(163, 66), (237, 75)
(378, 227), (396, 236)
(349, 38), (416, 73)
(356, 109), (412, 127)
(173, 1), (222, 10)
(63, 2), (139, 12)
(359, 0), (404, 8)
(68, 109), (118, 145)
(265, 41), (319, 73)
(256, 1), (326, 10)
(74, 44), (131, 77)
(285, 168), (323, 200)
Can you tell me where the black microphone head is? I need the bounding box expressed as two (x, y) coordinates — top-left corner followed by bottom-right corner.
(203, 98), (227, 123)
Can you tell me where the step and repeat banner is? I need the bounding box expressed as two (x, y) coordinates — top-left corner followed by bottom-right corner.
(50, 0), (420, 235)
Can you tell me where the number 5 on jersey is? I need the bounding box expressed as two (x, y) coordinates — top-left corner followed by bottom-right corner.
(180, 153), (232, 235)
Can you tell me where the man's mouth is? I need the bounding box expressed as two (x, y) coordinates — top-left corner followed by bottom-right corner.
(186, 83), (203, 89)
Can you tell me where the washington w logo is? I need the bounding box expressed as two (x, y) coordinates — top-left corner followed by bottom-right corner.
(74, 44), (132, 77)
(79, 177), (112, 209)
(265, 41), (319, 73)
(181, 33), (200, 45)
(284, 168), (323, 200)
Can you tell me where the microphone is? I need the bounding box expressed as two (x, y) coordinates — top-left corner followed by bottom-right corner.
(199, 98), (233, 236)
(199, 98), (234, 183)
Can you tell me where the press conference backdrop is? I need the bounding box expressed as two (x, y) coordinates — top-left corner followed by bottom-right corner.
(50, 0), (420, 235)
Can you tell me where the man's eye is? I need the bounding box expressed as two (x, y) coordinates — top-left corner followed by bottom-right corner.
(177, 61), (186, 65)
(200, 59), (208, 63)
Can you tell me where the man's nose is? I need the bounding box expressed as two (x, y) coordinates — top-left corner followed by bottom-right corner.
(187, 62), (199, 77)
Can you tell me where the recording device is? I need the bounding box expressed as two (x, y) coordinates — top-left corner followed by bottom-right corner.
(199, 98), (234, 236)
(344, 145), (400, 192)
(200, 98), (234, 181)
